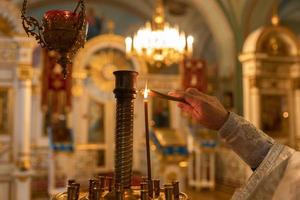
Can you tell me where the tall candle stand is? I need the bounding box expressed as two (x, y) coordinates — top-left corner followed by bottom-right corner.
(52, 70), (189, 200)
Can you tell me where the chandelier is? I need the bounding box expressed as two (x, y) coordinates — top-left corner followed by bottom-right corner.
(125, 0), (194, 67)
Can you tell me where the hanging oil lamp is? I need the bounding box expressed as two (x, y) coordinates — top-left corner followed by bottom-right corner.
(21, 0), (87, 78)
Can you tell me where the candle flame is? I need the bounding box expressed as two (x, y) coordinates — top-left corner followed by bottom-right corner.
(144, 83), (151, 99)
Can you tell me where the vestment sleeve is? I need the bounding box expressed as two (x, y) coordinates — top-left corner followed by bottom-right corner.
(219, 112), (274, 169)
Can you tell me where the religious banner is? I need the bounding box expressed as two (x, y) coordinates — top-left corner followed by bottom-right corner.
(41, 50), (72, 113)
(41, 50), (74, 151)
(182, 58), (207, 92)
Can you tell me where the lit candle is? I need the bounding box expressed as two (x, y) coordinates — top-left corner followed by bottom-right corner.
(143, 83), (152, 190)
(187, 35), (194, 56)
(125, 37), (132, 54)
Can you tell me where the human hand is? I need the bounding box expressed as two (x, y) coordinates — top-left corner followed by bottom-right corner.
(169, 88), (229, 130)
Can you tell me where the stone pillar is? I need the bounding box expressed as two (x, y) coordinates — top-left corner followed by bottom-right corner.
(294, 88), (300, 148)
(13, 36), (35, 200)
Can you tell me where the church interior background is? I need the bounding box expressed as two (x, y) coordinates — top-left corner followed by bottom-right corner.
(0, 0), (300, 199)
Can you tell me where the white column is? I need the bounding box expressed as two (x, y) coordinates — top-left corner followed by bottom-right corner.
(250, 87), (261, 128)
(13, 36), (35, 200)
(243, 77), (250, 120)
(14, 79), (32, 200)
(17, 80), (32, 163)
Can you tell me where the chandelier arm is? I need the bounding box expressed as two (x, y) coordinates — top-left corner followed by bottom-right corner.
(21, 0), (46, 48)
(152, 0), (165, 29)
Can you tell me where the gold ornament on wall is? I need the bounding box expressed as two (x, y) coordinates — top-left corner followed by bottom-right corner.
(88, 48), (134, 92)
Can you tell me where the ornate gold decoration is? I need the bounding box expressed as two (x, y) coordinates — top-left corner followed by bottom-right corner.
(52, 192), (87, 200)
(271, 15), (280, 26)
(71, 81), (84, 97)
(88, 49), (134, 92)
(0, 16), (14, 36)
(125, 0), (193, 67)
(17, 159), (31, 172)
(73, 34), (146, 93)
(293, 78), (300, 90)
(21, 0), (87, 77)
(17, 65), (33, 80)
(261, 35), (288, 56)
(0, 39), (18, 64)
(0, 0), (24, 35)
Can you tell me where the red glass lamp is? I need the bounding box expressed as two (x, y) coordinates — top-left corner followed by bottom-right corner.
(21, 0), (87, 78)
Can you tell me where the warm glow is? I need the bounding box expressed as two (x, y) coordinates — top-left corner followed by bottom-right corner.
(187, 35), (194, 55)
(125, 0), (193, 66)
(125, 37), (132, 54)
(144, 83), (151, 99)
(283, 112), (289, 118)
(151, 144), (157, 151)
(179, 161), (188, 168)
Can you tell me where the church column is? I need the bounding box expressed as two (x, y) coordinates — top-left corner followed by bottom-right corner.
(13, 36), (35, 200)
(294, 79), (300, 148)
(72, 70), (87, 144)
(250, 78), (261, 128)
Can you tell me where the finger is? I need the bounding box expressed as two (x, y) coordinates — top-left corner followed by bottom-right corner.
(186, 88), (199, 95)
(186, 88), (207, 98)
(178, 102), (192, 109)
(183, 92), (202, 108)
(178, 103), (193, 116)
(178, 103), (202, 120)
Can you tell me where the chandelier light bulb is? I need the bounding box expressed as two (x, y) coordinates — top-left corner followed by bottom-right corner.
(187, 35), (194, 55)
(125, 37), (132, 54)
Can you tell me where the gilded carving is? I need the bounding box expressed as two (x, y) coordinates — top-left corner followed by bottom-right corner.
(17, 65), (33, 80)
(16, 159), (31, 172)
(72, 81), (84, 97)
(0, 39), (18, 63)
(73, 34), (147, 76)
(292, 78), (300, 90)
(0, 0), (24, 35)
(249, 77), (261, 88)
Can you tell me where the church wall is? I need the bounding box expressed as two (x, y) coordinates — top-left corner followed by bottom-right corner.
(2, 0), (300, 199)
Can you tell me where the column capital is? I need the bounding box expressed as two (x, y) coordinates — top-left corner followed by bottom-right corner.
(17, 65), (33, 81)
(13, 170), (33, 182)
(13, 36), (36, 75)
(292, 78), (300, 90)
(13, 36), (37, 49)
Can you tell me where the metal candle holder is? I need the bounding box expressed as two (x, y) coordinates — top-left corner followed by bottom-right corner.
(105, 70), (138, 200)
(52, 71), (189, 200)
(21, 0), (87, 78)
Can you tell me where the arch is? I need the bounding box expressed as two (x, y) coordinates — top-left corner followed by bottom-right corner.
(242, 0), (277, 36)
(73, 34), (146, 74)
(0, 0), (24, 36)
(21, 0), (151, 21)
(189, 0), (236, 78)
(72, 34), (147, 99)
(243, 25), (300, 56)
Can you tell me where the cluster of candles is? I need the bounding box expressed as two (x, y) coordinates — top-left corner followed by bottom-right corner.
(63, 176), (186, 200)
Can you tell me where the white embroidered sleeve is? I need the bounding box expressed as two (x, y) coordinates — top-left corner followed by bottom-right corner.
(218, 112), (275, 169)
